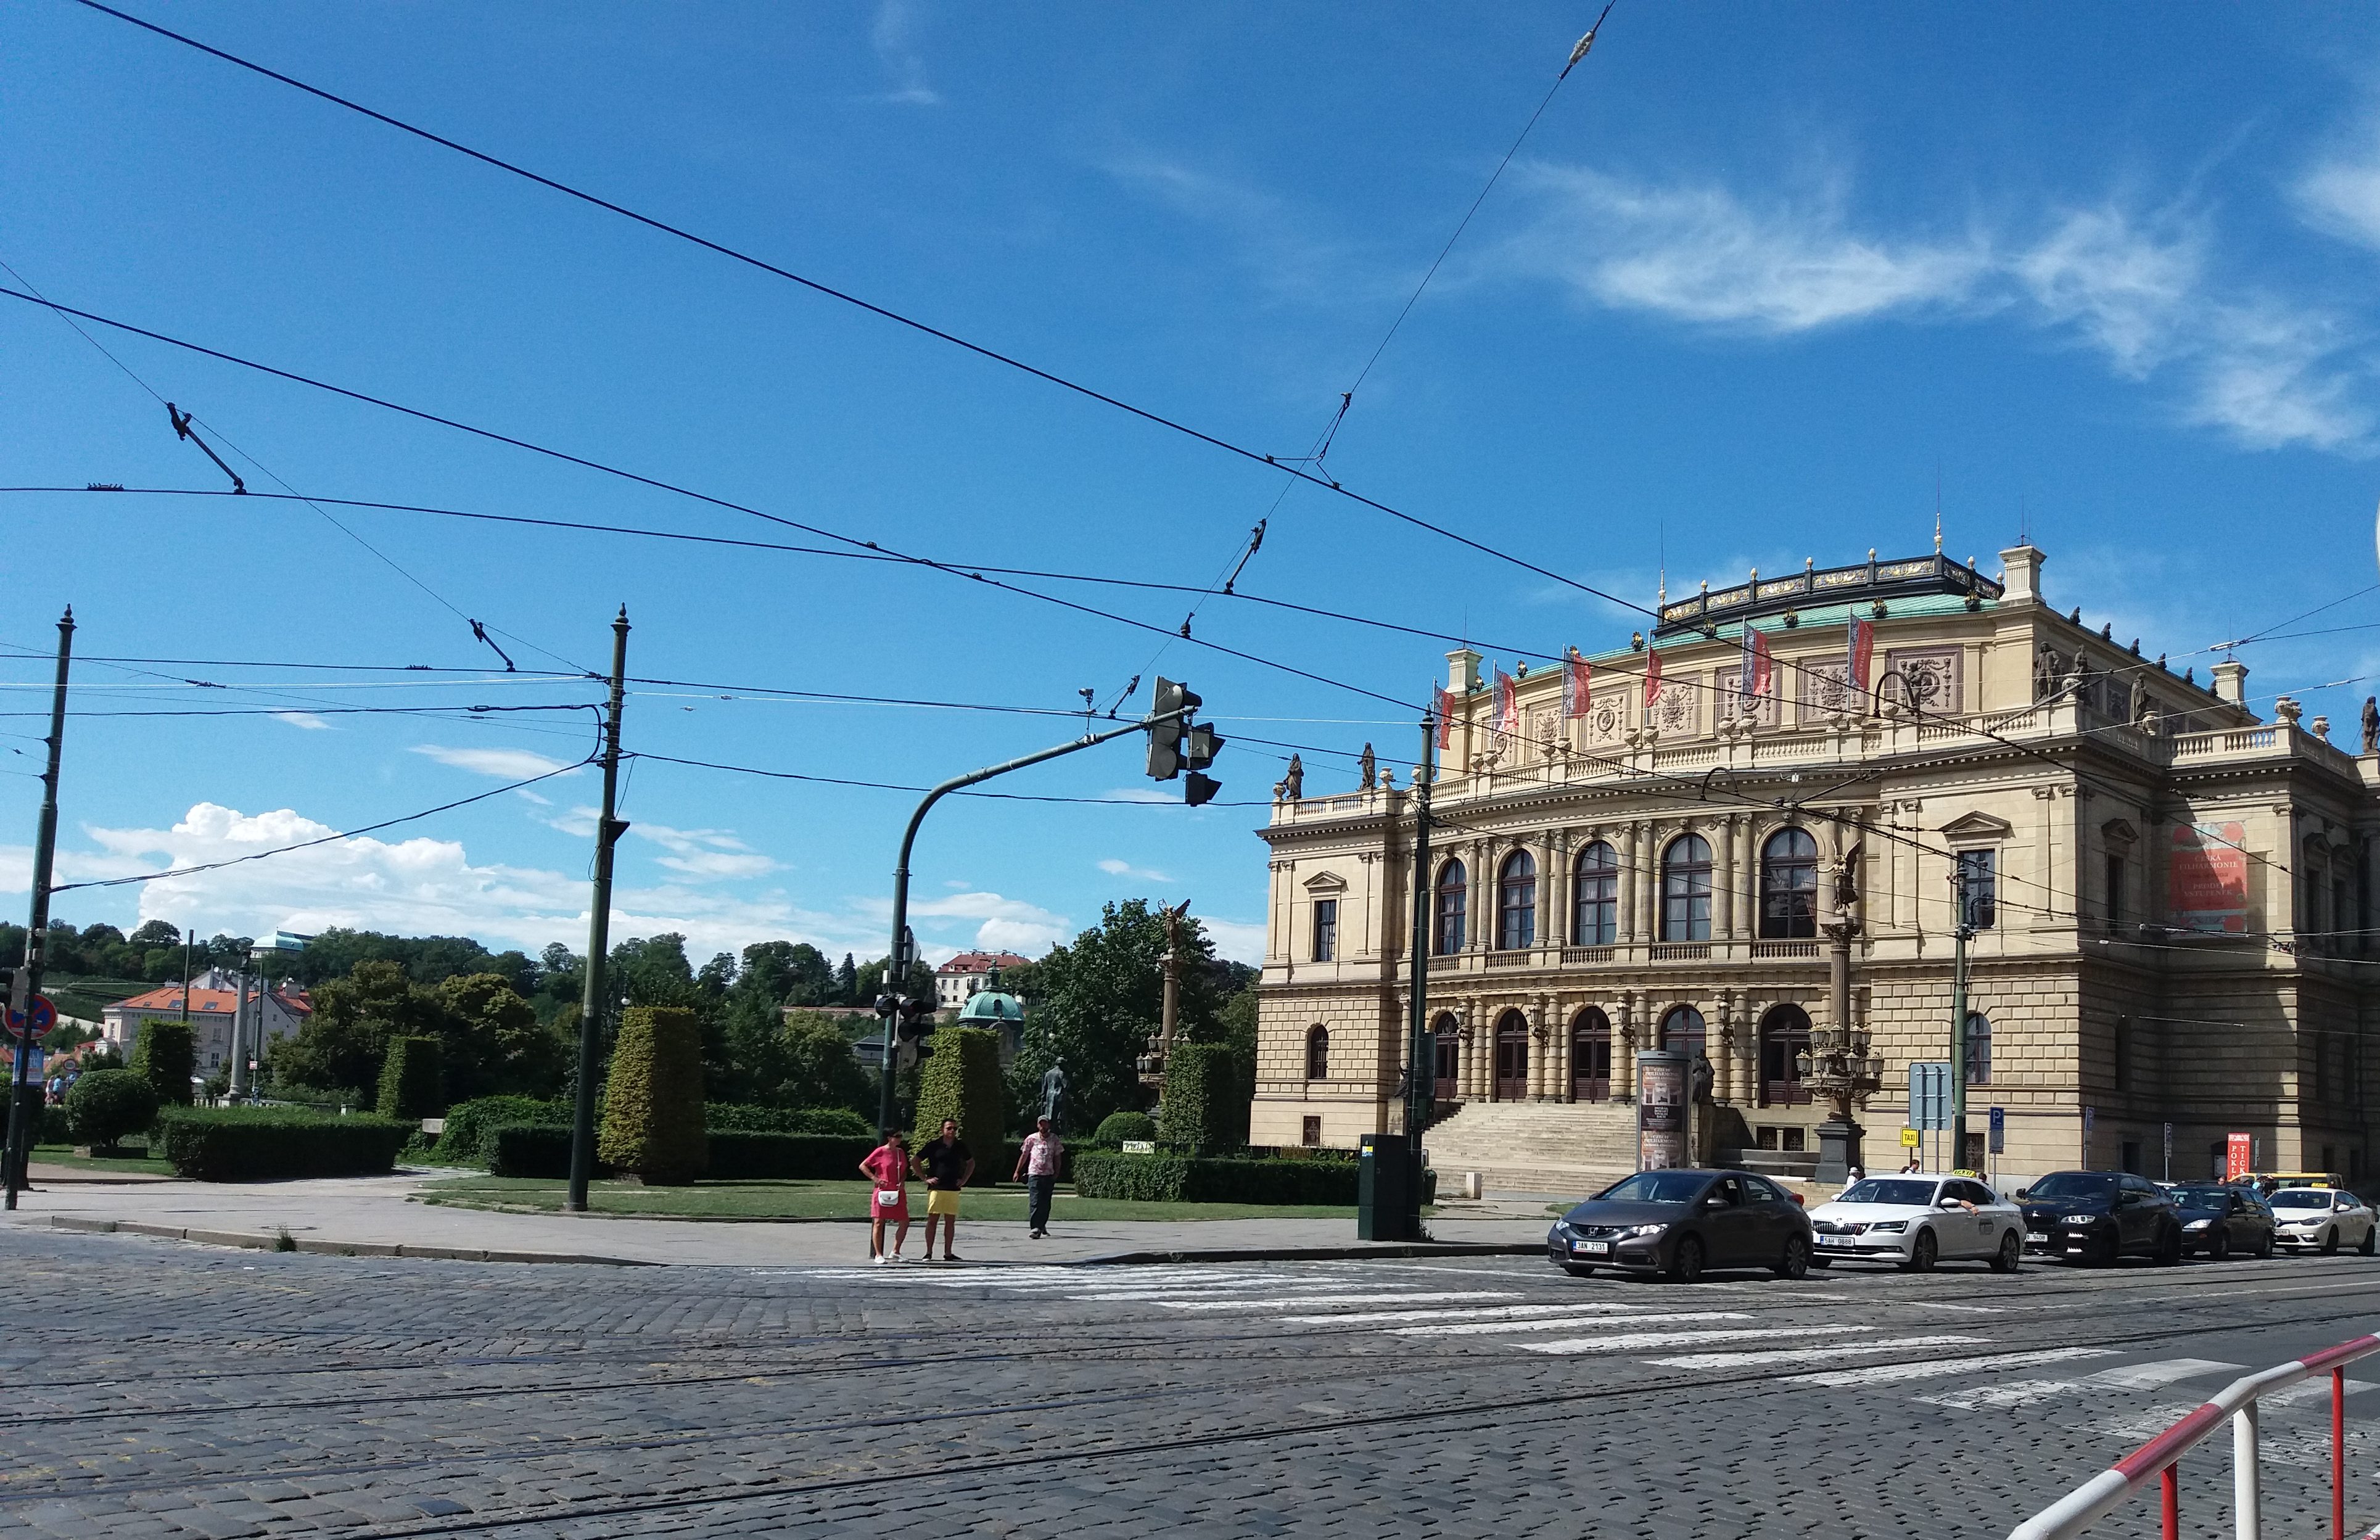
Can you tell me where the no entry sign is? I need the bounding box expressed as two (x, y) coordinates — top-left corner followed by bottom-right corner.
(4, 995), (57, 1042)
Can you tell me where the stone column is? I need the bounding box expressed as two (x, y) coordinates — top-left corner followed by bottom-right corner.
(1616, 992), (1638, 1101)
(1635, 820), (1657, 940)
(1469, 839), (1491, 955)
(1740, 815), (1760, 941)
(1717, 818), (1737, 939)
(1716, 992), (1737, 1104)
(1618, 825), (1639, 944)
(1542, 831), (1567, 949)
(1530, 995), (1549, 1101)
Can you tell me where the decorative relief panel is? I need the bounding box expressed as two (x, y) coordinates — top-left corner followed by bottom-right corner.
(1583, 688), (1629, 749)
(1881, 646), (1962, 714)
(1711, 667), (1781, 727)
(1798, 660), (1857, 720)
(1523, 702), (1561, 751)
(1649, 678), (1702, 738)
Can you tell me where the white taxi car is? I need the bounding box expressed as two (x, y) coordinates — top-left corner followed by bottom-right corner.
(1806, 1174), (2024, 1272)
(2268, 1187), (2378, 1255)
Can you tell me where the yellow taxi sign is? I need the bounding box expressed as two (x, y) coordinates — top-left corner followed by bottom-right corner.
(1900, 1128), (1920, 1148)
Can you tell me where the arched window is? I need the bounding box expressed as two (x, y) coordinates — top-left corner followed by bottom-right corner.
(1964, 1013), (1990, 1086)
(1661, 834), (1713, 941)
(1571, 1007), (1612, 1101)
(1431, 1012), (1460, 1100)
(1435, 859), (1468, 955)
(1758, 1003), (1813, 1107)
(1661, 1005), (1707, 1061)
(1497, 850), (1537, 950)
(1305, 1025), (1328, 1081)
(1759, 828), (1819, 939)
(1572, 841), (1619, 946)
(1494, 1009), (1530, 1100)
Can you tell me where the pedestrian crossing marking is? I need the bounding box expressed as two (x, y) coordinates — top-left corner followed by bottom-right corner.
(1787, 1346), (2116, 1388)
(1916, 1377), (2089, 1411)
(1158, 1290), (1528, 1312)
(1650, 1335), (1988, 1370)
(1525, 1324), (1874, 1356)
(1392, 1310), (1754, 1339)
(1276, 1302), (1644, 1326)
(2083, 1359), (2243, 1391)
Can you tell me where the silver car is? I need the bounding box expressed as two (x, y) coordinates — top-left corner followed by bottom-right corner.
(2268, 1187), (2379, 1255)
(1807, 1174), (2024, 1272)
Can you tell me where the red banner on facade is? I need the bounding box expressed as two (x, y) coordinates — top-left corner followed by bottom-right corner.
(2168, 821), (2249, 934)
(1642, 649), (1663, 712)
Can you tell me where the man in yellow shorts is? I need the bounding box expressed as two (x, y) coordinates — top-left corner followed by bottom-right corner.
(913, 1117), (974, 1262)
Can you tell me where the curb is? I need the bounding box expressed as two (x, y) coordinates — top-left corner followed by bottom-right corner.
(1077, 1241), (1547, 1264)
(44, 1216), (653, 1267)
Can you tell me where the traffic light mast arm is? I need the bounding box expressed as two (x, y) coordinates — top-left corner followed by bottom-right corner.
(878, 705), (1192, 1130)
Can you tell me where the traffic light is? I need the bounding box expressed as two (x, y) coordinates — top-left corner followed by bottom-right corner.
(1182, 722), (1221, 770)
(895, 995), (938, 1070)
(1145, 677), (1201, 780)
(1185, 772), (1221, 807)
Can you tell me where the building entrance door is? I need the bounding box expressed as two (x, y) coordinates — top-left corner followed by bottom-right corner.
(1759, 1005), (1813, 1108)
(1571, 1008), (1611, 1102)
(1494, 1012), (1529, 1101)
(1433, 1024), (1460, 1101)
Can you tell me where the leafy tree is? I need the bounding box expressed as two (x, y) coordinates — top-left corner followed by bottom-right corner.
(128, 920), (181, 950)
(611, 933), (697, 1007)
(435, 973), (567, 1100)
(1013, 900), (1223, 1139)
(376, 1036), (445, 1119)
(271, 960), (447, 1100)
(850, 955), (934, 1006)
(128, 1019), (196, 1107)
(780, 1011), (875, 1115)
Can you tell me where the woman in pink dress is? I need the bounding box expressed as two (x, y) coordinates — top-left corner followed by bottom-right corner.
(861, 1130), (911, 1263)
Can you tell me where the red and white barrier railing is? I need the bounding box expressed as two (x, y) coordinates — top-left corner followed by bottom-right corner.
(2010, 1333), (2379, 1540)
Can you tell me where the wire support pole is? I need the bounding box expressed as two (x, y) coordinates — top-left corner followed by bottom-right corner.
(1951, 863), (1970, 1173)
(880, 707), (1190, 1132)
(566, 608), (630, 1214)
(4, 608), (73, 1210)
(1402, 713), (1437, 1235)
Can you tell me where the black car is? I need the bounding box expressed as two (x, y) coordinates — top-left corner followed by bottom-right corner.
(2165, 1183), (2276, 1260)
(1547, 1169), (1813, 1282)
(2017, 1170), (2183, 1266)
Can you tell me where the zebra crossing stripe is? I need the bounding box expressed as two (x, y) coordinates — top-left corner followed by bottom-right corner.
(2082, 1359), (2244, 1391)
(1394, 1310), (1753, 1339)
(1277, 1302), (1644, 1326)
(1650, 1335), (1988, 1370)
(1524, 1324), (1872, 1356)
(1786, 1346), (2116, 1388)
(1159, 1291), (1527, 1312)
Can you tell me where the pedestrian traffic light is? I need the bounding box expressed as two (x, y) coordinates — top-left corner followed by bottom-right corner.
(1184, 772), (1221, 807)
(1145, 677), (1201, 780)
(895, 995), (938, 1071)
(1182, 722), (1221, 770)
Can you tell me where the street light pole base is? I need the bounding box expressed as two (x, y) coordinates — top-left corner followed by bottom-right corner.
(1814, 1118), (1863, 1184)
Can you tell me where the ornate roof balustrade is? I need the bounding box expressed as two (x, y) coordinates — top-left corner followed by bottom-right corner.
(1656, 550), (2002, 639)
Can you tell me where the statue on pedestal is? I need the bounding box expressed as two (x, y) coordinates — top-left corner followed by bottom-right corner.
(1272, 755), (1303, 802)
(1038, 1059), (1068, 1135)
(1357, 743), (1375, 790)
(2362, 696), (2377, 755)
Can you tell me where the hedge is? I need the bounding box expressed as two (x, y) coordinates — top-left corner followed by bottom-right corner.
(129, 1019), (196, 1107)
(486, 1123), (577, 1179)
(65, 1068), (159, 1150)
(154, 1107), (413, 1182)
(1092, 1110), (1158, 1148)
(704, 1131), (881, 1180)
(705, 1103), (874, 1137)
(1071, 1150), (1359, 1206)
(376, 1036), (445, 1121)
(913, 1026), (1003, 1154)
(437, 1095), (566, 1167)
(598, 1007), (707, 1184)
(1157, 1042), (1239, 1156)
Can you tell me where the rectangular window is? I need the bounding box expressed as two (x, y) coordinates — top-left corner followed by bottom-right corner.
(2120, 1140), (2142, 1176)
(2104, 852), (2123, 936)
(1957, 849), (1997, 931)
(2113, 1018), (2130, 1091)
(1312, 899), (1337, 963)
(1301, 1116), (1322, 1148)
(2335, 877), (2352, 955)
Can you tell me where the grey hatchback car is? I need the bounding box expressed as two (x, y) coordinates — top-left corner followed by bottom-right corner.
(1547, 1169), (1814, 1282)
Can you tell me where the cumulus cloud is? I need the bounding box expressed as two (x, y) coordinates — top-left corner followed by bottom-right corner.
(1201, 917), (1265, 966)
(1501, 165), (2374, 453)
(1097, 857), (1174, 884)
(411, 744), (582, 780)
(892, 889), (1072, 957)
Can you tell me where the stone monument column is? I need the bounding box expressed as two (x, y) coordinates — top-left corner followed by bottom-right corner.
(1716, 818), (1737, 939)
(1618, 825), (1639, 944)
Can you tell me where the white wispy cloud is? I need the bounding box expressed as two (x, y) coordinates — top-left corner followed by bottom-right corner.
(1201, 917), (1265, 966)
(656, 851), (780, 879)
(411, 744), (582, 780)
(273, 712), (331, 731)
(1097, 857), (1173, 884)
(870, 0), (940, 105)
(889, 889), (1072, 957)
(2296, 106), (2380, 252)
(1500, 165), (2374, 453)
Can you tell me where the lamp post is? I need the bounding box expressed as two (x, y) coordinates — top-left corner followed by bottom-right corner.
(1795, 1020), (1883, 1183)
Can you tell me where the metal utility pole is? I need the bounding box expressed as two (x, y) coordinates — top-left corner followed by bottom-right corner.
(1404, 715), (1436, 1147)
(881, 701), (1202, 1133)
(566, 608), (631, 1214)
(1950, 862), (1972, 1173)
(4, 608), (73, 1210)
(228, 962), (251, 1102)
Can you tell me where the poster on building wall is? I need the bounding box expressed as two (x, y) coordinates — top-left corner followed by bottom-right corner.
(2168, 821), (2250, 934)
(1637, 1052), (1686, 1171)
(2226, 1133), (2252, 1181)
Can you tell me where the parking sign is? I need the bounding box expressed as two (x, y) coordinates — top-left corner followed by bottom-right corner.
(1988, 1106), (2005, 1154)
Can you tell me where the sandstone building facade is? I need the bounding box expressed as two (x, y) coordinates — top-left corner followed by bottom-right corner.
(1251, 544), (2379, 1188)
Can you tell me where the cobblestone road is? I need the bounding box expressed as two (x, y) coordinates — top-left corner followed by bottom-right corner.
(7, 1226), (2380, 1538)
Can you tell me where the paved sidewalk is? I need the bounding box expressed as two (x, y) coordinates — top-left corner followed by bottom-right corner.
(0, 1170), (1550, 1266)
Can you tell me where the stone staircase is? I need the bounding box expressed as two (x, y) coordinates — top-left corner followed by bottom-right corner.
(1420, 1101), (1640, 1199)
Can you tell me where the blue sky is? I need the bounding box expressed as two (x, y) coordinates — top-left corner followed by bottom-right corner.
(4, 3), (2379, 969)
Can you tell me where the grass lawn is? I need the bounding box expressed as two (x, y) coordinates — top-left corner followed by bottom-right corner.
(31, 1143), (176, 1177)
(418, 1175), (1362, 1224)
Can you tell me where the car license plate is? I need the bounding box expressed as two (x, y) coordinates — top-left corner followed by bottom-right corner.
(1818, 1235), (1853, 1248)
(1573, 1240), (1610, 1257)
